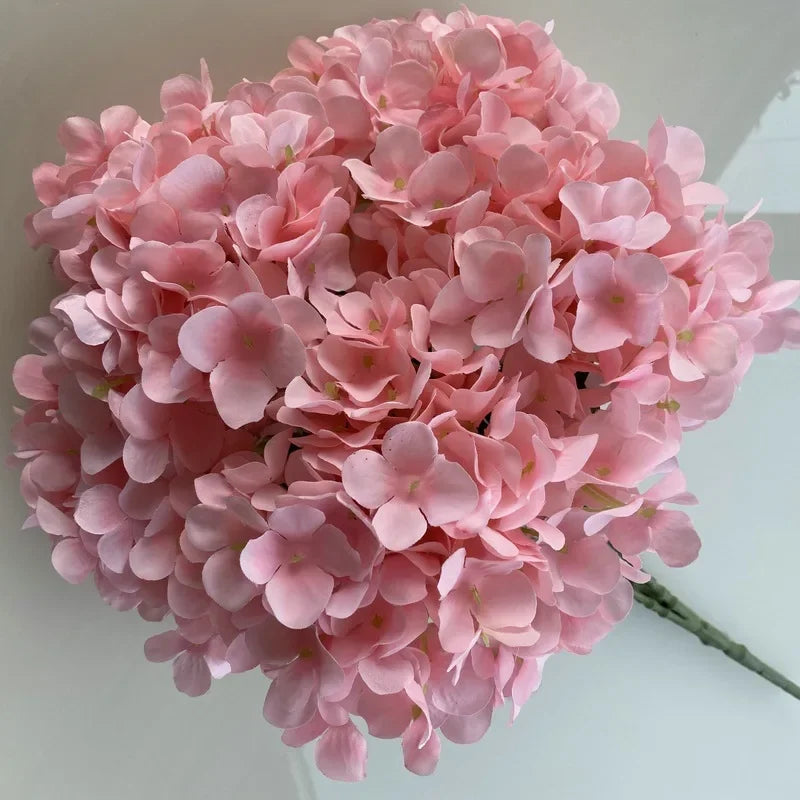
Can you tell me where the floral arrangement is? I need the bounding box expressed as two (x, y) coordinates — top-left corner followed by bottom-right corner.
(11, 6), (800, 783)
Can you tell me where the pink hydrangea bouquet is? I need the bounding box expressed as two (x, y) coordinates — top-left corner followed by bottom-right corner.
(11, 6), (800, 783)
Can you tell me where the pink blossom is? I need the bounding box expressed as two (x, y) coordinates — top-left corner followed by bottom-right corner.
(178, 292), (306, 428)
(241, 504), (360, 629)
(437, 549), (538, 654)
(560, 178), (669, 249)
(342, 421), (478, 550)
(572, 251), (669, 352)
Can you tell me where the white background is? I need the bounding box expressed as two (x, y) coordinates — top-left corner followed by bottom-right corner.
(1, 1), (798, 798)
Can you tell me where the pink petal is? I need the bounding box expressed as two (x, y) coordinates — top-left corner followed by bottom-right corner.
(342, 162), (398, 203)
(268, 505), (324, 540)
(74, 485), (124, 535)
(402, 719), (441, 776)
(690, 324), (739, 376)
(369, 125), (426, 181)
(51, 538), (95, 584)
(559, 181), (604, 237)
(12, 354), (56, 401)
(615, 253), (668, 295)
(123, 436), (169, 484)
(559, 536), (621, 594)
(477, 571), (537, 629)
(359, 691), (413, 739)
(429, 276), (483, 325)
(210, 358), (276, 429)
(453, 28), (501, 81)
(312, 524), (361, 578)
(177, 305), (238, 372)
(378, 555), (428, 605)
(459, 239), (525, 303)
(263, 658), (318, 728)
(651, 510), (701, 567)
(372, 497), (427, 551)
(261, 326), (307, 387)
(81, 427), (124, 475)
(266, 562), (334, 629)
(626, 212), (670, 249)
(381, 421), (437, 474)
(129, 532), (177, 581)
(358, 654), (414, 695)
(573, 301), (630, 352)
(170, 406), (225, 473)
(552, 434), (599, 482)
(240, 532), (287, 584)
(341, 450), (395, 509)
(159, 154), (225, 211)
(438, 548), (466, 598)
(407, 151), (469, 207)
(36, 498), (78, 538)
(471, 299), (526, 348)
(96, 526), (133, 573)
(315, 722), (367, 782)
(119, 384), (171, 440)
(167, 575), (209, 618)
(417, 457), (478, 526)
(663, 124), (706, 184)
(184, 505), (237, 551)
(202, 548), (258, 611)
(144, 630), (186, 662)
(58, 116), (104, 163)
(497, 145), (548, 196)
(602, 178), (651, 220)
(437, 594), (476, 654)
(510, 658), (542, 720)
(440, 702), (492, 744)
(173, 651), (211, 697)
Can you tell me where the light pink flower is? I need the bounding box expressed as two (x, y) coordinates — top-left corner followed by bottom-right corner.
(560, 178), (669, 249)
(453, 229), (554, 348)
(572, 251), (669, 352)
(178, 292), (306, 428)
(241, 504), (360, 629)
(437, 549), (538, 654)
(342, 421), (478, 550)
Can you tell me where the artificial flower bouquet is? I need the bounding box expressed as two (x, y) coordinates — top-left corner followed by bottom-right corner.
(11, 7), (799, 782)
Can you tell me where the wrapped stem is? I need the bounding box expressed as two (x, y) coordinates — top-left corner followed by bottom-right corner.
(634, 577), (800, 701)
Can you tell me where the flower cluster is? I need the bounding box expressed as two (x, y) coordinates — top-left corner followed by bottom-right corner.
(12, 7), (799, 782)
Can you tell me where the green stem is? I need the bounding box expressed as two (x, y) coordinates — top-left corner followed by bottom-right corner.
(633, 577), (800, 701)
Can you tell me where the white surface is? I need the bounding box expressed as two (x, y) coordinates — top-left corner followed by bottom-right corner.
(1, 2), (798, 799)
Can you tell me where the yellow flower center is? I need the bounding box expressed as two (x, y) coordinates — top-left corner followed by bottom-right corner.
(656, 398), (681, 413)
(520, 525), (539, 541)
